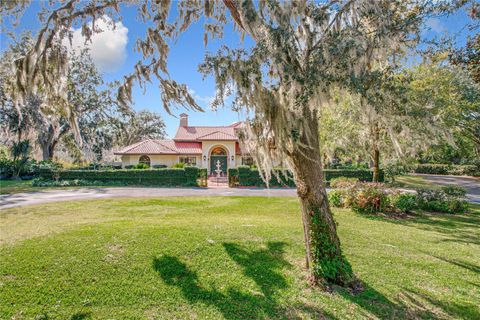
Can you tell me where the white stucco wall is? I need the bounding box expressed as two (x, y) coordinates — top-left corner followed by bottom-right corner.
(201, 141), (237, 173)
(121, 155), (201, 168)
(121, 140), (246, 172)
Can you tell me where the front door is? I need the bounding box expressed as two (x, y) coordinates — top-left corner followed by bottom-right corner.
(210, 156), (227, 175)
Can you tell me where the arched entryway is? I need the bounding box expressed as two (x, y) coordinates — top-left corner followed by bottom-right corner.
(210, 146), (228, 175)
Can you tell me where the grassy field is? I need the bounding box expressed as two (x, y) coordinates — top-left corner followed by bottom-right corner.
(0, 180), (41, 194)
(393, 175), (439, 190)
(1, 197), (479, 319)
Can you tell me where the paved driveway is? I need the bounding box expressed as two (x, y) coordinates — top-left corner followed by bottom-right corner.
(415, 174), (480, 204)
(1, 175), (478, 209)
(0, 187), (298, 209)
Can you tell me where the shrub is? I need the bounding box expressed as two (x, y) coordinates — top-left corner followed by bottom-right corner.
(184, 166), (199, 186)
(228, 168), (239, 187)
(198, 168), (208, 187)
(345, 185), (390, 214)
(328, 189), (346, 207)
(124, 165), (134, 169)
(414, 164), (449, 175)
(329, 177), (358, 188)
(442, 185), (467, 197)
(383, 161), (410, 182)
(232, 167), (382, 187)
(38, 168), (203, 187)
(414, 164), (479, 176)
(416, 187), (468, 214)
(172, 162), (185, 168)
(153, 164), (167, 169)
(133, 163), (150, 169)
(392, 193), (417, 213)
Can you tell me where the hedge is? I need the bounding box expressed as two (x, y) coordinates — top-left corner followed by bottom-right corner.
(414, 164), (479, 176)
(39, 167), (205, 187)
(228, 166), (383, 187)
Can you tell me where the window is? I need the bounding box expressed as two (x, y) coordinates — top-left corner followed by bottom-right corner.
(139, 155), (150, 166)
(210, 147), (227, 155)
(179, 156), (197, 166)
(242, 156), (254, 166)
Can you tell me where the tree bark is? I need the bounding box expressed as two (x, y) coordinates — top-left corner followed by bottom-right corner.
(289, 112), (355, 287)
(372, 124), (381, 183)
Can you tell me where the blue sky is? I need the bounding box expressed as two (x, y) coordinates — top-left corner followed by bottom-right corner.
(0, 3), (475, 137)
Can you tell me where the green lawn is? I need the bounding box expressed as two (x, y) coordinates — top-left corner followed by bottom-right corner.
(1, 198), (479, 319)
(0, 180), (41, 194)
(393, 174), (440, 190)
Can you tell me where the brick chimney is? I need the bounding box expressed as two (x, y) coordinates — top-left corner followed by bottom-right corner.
(179, 113), (188, 127)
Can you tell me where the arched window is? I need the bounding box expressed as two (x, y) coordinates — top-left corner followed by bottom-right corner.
(210, 147), (227, 156)
(139, 155), (151, 166)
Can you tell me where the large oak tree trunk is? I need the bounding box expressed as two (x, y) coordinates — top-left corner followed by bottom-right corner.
(289, 112), (355, 287)
(40, 140), (57, 161)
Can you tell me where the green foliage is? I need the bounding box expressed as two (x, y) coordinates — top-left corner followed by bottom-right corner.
(172, 162), (185, 168)
(328, 189), (347, 207)
(345, 185), (390, 214)
(184, 166), (200, 186)
(329, 177), (358, 188)
(198, 168), (208, 187)
(383, 161), (410, 182)
(233, 167), (382, 187)
(325, 169), (384, 182)
(133, 163), (150, 169)
(31, 178), (124, 187)
(416, 188), (468, 214)
(38, 168), (203, 187)
(391, 194), (418, 213)
(237, 166), (295, 187)
(228, 168), (239, 187)
(414, 164), (479, 176)
(442, 185), (467, 197)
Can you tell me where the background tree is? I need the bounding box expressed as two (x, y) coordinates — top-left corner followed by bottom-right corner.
(113, 110), (166, 146)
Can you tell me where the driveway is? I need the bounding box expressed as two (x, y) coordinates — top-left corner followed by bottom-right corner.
(1, 174), (478, 209)
(416, 174), (480, 204)
(0, 187), (298, 209)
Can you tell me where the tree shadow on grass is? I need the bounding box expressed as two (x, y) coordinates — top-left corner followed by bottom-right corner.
(364, 210), (480, 245)
(338, 283), (479, 319)
(152, 241), (334, 319)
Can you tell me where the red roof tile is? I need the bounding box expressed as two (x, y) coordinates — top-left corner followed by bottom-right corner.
(174, 125), (239, 141)
(114, 140), (202, 155)
(196, 131), (238, 141)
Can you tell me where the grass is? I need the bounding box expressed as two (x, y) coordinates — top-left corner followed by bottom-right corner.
(0, 180), (41, 194)
(393, 174), (440, 190)
(1, 197), (479, 319)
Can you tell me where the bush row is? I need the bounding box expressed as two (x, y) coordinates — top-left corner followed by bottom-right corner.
(38, 167), (207, 187)
(328, 184), (468, 215)
(414, 164), (479, 176)
(228, 167), (383, 187)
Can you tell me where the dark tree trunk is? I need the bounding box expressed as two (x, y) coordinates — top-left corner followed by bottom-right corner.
(372, 147), (380, 183)
(41, 141), (57, 160)
(289, 111), (355, 287)
(372, 124), (381, 183)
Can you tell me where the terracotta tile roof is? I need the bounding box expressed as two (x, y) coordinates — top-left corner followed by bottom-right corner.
(174, 122), (242, 141)
(197, 131), (238, 141)
(114, 140), (202, 155)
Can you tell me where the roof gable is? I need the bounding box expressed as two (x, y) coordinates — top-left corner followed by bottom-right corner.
(174, 125), (239, 141)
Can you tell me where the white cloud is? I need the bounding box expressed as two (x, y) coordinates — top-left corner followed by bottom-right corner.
(66, 16), (128, 73)
(425, 18), (445, 33)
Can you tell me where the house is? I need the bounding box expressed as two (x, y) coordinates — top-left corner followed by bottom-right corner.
(115, 114), (253, 174)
